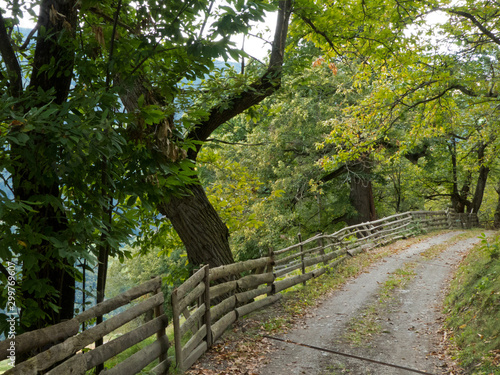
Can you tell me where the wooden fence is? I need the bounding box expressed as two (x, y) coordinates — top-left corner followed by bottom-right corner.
(0, 209), (478, 374)
(0, 277), (170, 375)
(170, 209), (478, 371)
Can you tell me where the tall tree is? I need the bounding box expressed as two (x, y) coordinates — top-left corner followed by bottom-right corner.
(0, 0), (291, 334)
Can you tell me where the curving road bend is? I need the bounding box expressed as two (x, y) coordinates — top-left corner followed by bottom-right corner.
(258, 231), (484, 375)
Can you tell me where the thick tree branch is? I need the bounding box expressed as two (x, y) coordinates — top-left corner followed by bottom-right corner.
(206, 138), (270, 146)
(321, 165), (347, 183)
(0, 12), (22, 97)
(29, 0), (78, 104)
(448, 9), (500, 47)
(187, 0), (292, 158)
(425, 193), (452, 199)
(89, 6), (136, 34)
(19, 24), (40, 51)
(402, 83), (499, 110)
(0, 263), (10, 280)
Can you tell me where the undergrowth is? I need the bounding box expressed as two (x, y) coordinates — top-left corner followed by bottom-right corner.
(444, 233), (500, 374)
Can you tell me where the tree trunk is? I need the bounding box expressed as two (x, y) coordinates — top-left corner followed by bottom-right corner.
(2, 0), (78, 337)
(469, 143), (490, 214)
(119, 0), (292, 269)
(158, 183), (235, 267)
(449, 139), (471, 213)
(347, 159), (377, 225)
(494, 182), (500, 229)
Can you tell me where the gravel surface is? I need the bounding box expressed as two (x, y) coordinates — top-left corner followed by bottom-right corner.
(258, 231), (483, 375)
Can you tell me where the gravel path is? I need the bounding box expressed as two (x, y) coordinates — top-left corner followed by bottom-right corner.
(258, 231), (483, 375)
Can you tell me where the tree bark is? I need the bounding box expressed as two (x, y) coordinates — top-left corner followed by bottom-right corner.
(469, 143), (490, 214)
(494, 182), (500, 229)
(158, 182), (235, 267)
(346, 158), (377, 226)
(448, 139), (471, 213)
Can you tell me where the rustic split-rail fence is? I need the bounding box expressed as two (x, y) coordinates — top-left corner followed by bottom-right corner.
(0, 209), (478, 374)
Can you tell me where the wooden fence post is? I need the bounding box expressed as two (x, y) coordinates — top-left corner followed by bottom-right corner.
(268, 247), (275, 296)
(203, 265), (212, 348)
(154, 283), (168, 366)
(316, 235), (328, 271)
(298, 233), (306, 286)
(171, 289), (182, 371)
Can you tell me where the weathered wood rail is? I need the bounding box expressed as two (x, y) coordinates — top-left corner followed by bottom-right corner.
(0, 209), (478, 374)
(0, 277), (169, 375)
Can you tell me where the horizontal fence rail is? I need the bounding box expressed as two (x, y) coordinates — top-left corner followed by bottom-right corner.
(1, 209), (478, 374)
(1, 277), (170, 375)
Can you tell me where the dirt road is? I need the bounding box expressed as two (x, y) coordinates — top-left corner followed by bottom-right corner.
(257, 231), (482, 375)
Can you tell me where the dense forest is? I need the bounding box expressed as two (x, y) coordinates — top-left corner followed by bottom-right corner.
(0, 0), (499, 339)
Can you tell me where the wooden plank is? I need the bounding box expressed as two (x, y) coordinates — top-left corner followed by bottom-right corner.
(210, 295), (236, 323)
(180, 304), (205, 337)
(347, 246), (364, 257)
(99, 335), (170, 375)
(150, 358), (172, 375)
(235, 294), (282, 318)
(47, 315), (169, 374)
(303, 249), (344, 268)
(302, 245), (325, 256)
(178, 282), (205, 314)
(274, 262), (302, 278)
(211, 311), (237, 343)
(209, 280), (237, 301)
(154, 285), (167, 364)
(299, 233), (306, 286)
(235, 286), (272, 305)
(0, 277), (162, 360)
(181, 325), (207, 362)
(267, 249), (275, 296)
(275, 268), (327, 293)
(176, 266), (208, 299)
(274, 272), (313, 293)
(171, 289), (183, 372)
(203, 265), (212, 348)
(210, 257), (272, 281)
(9, 292), (165, 374)
(237, 272), (274, 290)
(180, 342), (208, 373)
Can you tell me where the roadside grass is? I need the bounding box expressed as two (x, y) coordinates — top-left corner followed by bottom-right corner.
(0, 360), (11, 374)
(444, 233), (500, 374)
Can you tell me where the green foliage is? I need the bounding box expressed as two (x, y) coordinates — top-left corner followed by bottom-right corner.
(444, 234), (500, 373)
(199, 57), (365, 259)
(106, 244), (190, 319)
(0, 0), (281, 331)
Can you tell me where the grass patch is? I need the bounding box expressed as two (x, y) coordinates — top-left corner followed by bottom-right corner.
(343, 262), (417, 347)
(0, 359), (12, 374)
(444, 233), (500, 374)
(420, 230), (484, 260)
